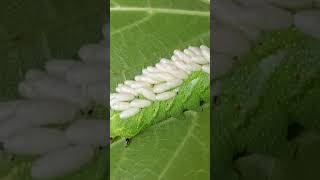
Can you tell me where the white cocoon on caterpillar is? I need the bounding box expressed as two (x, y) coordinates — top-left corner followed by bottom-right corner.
(110, 45), (210, 119)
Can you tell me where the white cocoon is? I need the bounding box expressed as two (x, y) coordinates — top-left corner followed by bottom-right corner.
(31, 145), (94, 179)
(294, 10), (320, 39)
(78, 43), (107, 63)
(14, 100), (79, 126)
(0, 101), (19, 121)
(25, 69), (47, 81)
(84, 82), (108, 104)
(0, 117), (30, 141)
(45, 59), (79, 79)
(66, 62), (107, 86)
(65, 119), (107, 147)
(4, 128), (69, 155)
(212, 22), (250, 56)
(19, 77), (90, 108)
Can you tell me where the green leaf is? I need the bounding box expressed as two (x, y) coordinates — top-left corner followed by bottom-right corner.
(111, 108), (210, 180)
(110, 0), (210, 90)
(110, 0), (210, 179)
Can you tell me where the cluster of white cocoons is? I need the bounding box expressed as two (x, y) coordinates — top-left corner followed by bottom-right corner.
(111, 45), (210, 119)
(0, 23), (109, 179)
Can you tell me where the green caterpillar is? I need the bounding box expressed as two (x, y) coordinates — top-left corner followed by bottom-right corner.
(110, 45), (210, 139)
(110, 71), (210, 139)
(212, 28), (320, 178)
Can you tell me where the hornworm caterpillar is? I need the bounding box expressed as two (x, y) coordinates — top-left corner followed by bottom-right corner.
(110, 45), (210, 139)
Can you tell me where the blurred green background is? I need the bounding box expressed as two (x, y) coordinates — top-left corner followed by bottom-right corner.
(0, 0), (107, 101)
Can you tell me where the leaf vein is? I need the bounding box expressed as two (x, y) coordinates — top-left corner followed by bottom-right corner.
(110, 7), (209, 16)
(157, 119), (198, 180)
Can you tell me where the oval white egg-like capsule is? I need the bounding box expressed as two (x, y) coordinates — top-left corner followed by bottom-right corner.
(146, 66), (160, 73)
(85, 82), (108, 104)
(18, 80), (37, 98)
(147, 72), (175, 82)
(142, 69), (149, 74)
(190, 56), (209, 64)
(0, 118), (30, 141)
(116, 84), (138, 96)
(4, 128), (69, 155)
(172, 60), (192, 74)
(113, 93), (135, 101)
(137, 87), (156, 101)
(111, 102), (131, 111)
(78, 43), (107, 63)
(159, 58), (171, 64)
(13, 100), (79, 126)
(188, 62), (202, 71)
(110, 98), (122, 106)
(120, 107), (140, 119)
(200, 45), (210, 52)
(157, 63), (188, 79)
(31, 145), (94, 179)
(153, 79), (183, 93)
(135, 75), (158, 84)
(45, 59), (77, 78)
(156, 91), (177, 101)
(200, 45), (210, 62)
(174, 50), (192, 63)
(188, 46), (202, 56)
(25, 69), (47, 81)
(20, 76), (90, 108)
(202, 65), (210, 74)
(124, 80), (135, 86)
(66, 62), (107, 86)
(65, 119), (107, 147)
(0, 101), (18, 121)
(171, 55), (180, 62)
(128, 81), (151, 89)
(110, 93), (118, 100)
(183, 49), (197, 57)
(130, 99), (151, 108)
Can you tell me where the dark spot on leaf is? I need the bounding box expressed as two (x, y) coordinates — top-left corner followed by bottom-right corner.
(200, 100), (205, 106)
(125, 138), (131, 147)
